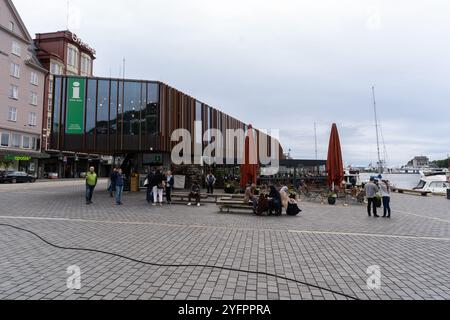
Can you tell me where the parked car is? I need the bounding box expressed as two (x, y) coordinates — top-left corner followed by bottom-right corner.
(0, 171), (36, 184)
(0, 171), (7, 183)
(47, 172), (59, 179)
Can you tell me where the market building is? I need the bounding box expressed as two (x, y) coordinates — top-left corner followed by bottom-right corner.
(50, 75), (284, 186)
(0, 0), (48, 175)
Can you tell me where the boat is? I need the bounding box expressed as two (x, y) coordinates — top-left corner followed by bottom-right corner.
(413, 173), (450, 195)
(421, 168), (449, 177)
(343, 169), (362, 187)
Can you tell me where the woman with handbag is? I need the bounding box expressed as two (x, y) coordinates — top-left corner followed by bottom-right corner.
(146, 169), (156, 204)
(166, 171), (174, 204)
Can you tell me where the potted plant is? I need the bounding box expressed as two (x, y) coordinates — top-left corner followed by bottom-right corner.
(225, 182), (236, 194)
(327, 192), (338, 205)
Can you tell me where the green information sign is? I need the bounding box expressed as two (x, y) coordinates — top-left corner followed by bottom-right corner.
(66, 77), (86, 134)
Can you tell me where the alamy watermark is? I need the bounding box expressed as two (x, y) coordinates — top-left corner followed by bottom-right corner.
(171, 122), (280, 175)
(366, 265), (382, 290)
(67, 265), (81, 290)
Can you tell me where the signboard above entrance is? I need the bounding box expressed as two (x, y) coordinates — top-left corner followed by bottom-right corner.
(3, 155), (32, 161)
(143, 153), (163, 165)
(66, 77), (86, 134)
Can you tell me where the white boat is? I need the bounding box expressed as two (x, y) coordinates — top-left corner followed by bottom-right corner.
(343, 169), (362, 187)
(413, 173), (450, 195)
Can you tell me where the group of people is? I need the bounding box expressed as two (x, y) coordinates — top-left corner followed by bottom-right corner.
(244, 184), (302, 216)
(145, 168), (175, 206)
(89, 167), (392, 221)
(364, 177), (392, 218)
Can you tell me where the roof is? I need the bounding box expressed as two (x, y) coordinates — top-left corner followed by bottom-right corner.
(5, 0), (32, 42)
(279, 159), (327, 167)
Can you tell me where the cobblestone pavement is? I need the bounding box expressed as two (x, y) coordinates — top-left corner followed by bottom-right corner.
(0, 180), (449, 300)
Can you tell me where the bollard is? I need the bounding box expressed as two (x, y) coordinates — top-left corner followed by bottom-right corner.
(447, 188), (450, 200)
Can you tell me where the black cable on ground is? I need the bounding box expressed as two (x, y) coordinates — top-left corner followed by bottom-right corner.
(0, 223), (360, 300)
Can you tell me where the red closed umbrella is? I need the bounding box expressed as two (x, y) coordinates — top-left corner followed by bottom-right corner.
(240, 125), (259, 188)
(326, 123), (344, 190)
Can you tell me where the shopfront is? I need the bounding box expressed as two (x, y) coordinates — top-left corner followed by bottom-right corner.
(0, 151), (49, 177)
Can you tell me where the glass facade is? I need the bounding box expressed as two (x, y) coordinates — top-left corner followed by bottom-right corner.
(96, 80), (110, 152)
(51, 76), (160, 153)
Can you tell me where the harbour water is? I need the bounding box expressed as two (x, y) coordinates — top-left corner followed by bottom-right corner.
(359, 173), (421, 189)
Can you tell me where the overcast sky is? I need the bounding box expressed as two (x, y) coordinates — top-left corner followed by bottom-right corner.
(14, 0), (450, 166)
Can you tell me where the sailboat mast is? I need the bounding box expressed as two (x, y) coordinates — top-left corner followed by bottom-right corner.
(372, 86), (383, 174)
(314, 122), (318, 160)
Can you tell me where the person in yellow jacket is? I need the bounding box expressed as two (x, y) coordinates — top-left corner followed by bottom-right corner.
(85, 167), (98, 205)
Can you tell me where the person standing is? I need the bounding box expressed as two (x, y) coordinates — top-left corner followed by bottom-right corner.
(115, 168), (124, 205)
(109, 168), (118, 198)
(146, 168), (156, 204)
(380, 180), (392, 218)
(365, 177), (380, 218)
(85, 167), (98, 205)
(166, 171), (174, 204)
(205, 172), (216, 194)
(152, 169), (165, 206)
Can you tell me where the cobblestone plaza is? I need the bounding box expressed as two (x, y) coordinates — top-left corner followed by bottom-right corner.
(0, 180), (449, 300)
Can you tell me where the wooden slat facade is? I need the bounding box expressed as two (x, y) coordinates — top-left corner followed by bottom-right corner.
(51, 76), (284, 161)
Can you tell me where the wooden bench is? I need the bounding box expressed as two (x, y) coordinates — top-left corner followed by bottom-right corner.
(208, 193), (245, 203)
(392, 188), (431, 197)
(171, 192), (209, 201)
(216, 198), (255, 214)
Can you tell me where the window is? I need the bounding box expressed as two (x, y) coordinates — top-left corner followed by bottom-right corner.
(22, 136), (30, 149)
(10, 63), (20, 78)
(28, 112), (37, 126)
(11, 134), (20, 148)
(30, 92), (38, 106)
(49, 78), (54, 94)
(9, 21), (15, 31)
(31, 72), (38, 85)
(8, 107), (17, 122)
(9, 85), (19, 99)
(1, 133), (9, 147)
(31, 137), (37, 150)
(12, 41), (21, 56)
(86, 79), (97, 135)
(67, 46), (78, 68)
(81, 55), (91, 75)
(50, 63), (62, 75)
(96, 80), (110, 134)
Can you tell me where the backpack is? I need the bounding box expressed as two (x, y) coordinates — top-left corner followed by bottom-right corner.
(287, 203), (302, 216)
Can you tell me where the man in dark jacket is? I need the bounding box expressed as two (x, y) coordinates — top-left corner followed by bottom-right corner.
(109, 168), (118, 198)
(115, 169), (124, 205)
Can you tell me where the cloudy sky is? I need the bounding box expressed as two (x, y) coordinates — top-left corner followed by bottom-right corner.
(14, 0), (450, 166)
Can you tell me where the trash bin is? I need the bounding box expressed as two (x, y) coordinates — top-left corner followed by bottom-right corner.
(130, 175), (140, 192)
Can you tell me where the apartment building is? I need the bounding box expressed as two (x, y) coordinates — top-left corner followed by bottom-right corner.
(0, 0), (47, 176)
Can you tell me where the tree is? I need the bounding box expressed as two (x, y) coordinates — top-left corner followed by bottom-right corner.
(432, 159), (450, 168)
